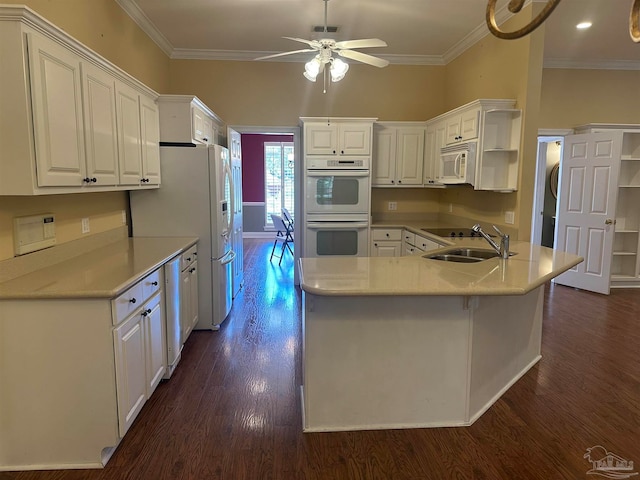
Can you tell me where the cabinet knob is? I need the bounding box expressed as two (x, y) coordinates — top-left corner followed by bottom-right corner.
(151, 281), (158, 286)
(186, 257), (191, 261)
(141, 308), (152, 317)
(189, 267), (196, 273)
(374, 243), (378, 247)
(193, 252), (198, 256)
(141, 178), (150, 183)
(203, 137), (209, 142)
(333, 150), (336, 154)
(83, 177), (91, 183)
(391, 180), (395, 184)
(129, 298), (136, 304)
(398, 180), (402, 184)
(90, 177), (97, 183)
(386, 233), (389, 237)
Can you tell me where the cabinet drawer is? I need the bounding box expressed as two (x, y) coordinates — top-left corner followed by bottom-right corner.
(140, 268), (162, 301)
(415, 235), (443, 252)
(403, 231), (416, 245)
(372, 229), (402, 241)
(181, 245), (198, 270)
(112, 282), (143, 325)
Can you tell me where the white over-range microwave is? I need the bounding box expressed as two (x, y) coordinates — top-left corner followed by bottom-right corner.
(439, 142), (477, 185)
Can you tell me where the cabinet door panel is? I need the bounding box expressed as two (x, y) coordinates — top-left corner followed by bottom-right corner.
(396, 128), (424, 185)
(28, 34), (86, 187)
(114, 315), (146, 437)
(81, 62), (119, 185)
(372, 127), (396, 186)
(305, 125), (338, 155)
(116, 82), (143, 185)
(140, 95), (161, 184)
(144, 293), (165, 396)
(340, 124), (371, 155)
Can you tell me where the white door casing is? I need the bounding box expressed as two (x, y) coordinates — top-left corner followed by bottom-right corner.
(554, 131), (622, 294)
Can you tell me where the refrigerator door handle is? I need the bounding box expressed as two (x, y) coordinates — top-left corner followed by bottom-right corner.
(219, 250), (236, 266)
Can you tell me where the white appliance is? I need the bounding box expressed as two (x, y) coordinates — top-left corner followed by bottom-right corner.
(304, 213), (370, 257)
(130, 144), (237, 330)
(163, 255), (181, 377)
(439, 142), (476, 185)
(304, 156), (371, 257)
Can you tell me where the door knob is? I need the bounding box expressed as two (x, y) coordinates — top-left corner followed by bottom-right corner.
(604, 219), (616, 225)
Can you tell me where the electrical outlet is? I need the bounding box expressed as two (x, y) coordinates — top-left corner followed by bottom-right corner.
(81, 217), (90, 234)
(505, 211), (515, 225)
(121, 210), (127, 225)
(388, 201), (397, 211)
(448, 203), (453, 213)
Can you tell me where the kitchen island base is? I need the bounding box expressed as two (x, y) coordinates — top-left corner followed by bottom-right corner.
(302, 287), (544, 432)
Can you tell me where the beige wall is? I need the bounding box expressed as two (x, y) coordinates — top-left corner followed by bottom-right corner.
(0, 0), (170, 261)
(440, 4), (544, 240)
(169, 60), (447, 126)
(371, 188), (441, 216)
(540, 68), (640, 129)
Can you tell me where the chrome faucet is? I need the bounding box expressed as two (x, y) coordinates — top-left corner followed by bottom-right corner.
(472, 224), (510, 259)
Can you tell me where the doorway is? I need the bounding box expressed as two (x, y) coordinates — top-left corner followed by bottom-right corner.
(228, 125), (301, 284)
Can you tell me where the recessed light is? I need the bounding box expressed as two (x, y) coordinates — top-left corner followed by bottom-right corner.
(576, 21), (592, 30)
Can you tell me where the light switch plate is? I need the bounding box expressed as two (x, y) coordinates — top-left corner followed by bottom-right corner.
(82, 217), (90, 234)
(505, 211), (515, 225)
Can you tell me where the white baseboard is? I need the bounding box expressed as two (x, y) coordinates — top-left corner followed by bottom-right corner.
(243, 232), (274, 239)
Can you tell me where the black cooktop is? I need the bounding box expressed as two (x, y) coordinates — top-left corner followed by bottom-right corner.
(421, 228), (493, 238)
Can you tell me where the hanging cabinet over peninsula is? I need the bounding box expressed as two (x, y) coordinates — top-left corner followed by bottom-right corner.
(0, 6), (160, 195)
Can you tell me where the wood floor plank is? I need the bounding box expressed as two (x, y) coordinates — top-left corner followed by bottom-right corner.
(2, 238), (639, 480)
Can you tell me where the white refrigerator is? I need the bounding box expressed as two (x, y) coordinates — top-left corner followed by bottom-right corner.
(130, 144), (237, 330)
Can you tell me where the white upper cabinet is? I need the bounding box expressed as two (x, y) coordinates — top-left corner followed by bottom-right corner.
(445, 106), (480, 145)
(140, 95), (161, 185)
(28, 33), (86, 187)
(373, 123), (424, 187)
(0, 7), (160, 195)
(303, 119), (374, 156)
(81, 62), (120, 186)
(157, 95), (222, 145)
(423, 120), (446, 187)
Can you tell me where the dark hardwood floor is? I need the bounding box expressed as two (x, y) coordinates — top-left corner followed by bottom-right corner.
(3, 238), (640, 480)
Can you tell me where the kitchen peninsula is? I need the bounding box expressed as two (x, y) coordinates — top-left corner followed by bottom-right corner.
(299, 238), (582, 432)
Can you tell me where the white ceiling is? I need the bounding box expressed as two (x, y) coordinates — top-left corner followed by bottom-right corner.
(117, 0), (640, 69)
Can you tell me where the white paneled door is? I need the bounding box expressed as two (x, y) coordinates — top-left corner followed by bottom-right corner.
(554, 132), (622, 294)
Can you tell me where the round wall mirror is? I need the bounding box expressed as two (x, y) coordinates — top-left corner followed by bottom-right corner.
(550, 162), (560, 199)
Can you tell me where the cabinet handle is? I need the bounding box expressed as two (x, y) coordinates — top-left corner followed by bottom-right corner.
(141, 178), (150, 183)
(141, 308), (152, 317)
(151, 281), (158, 286)
(129, 298), (137, 304)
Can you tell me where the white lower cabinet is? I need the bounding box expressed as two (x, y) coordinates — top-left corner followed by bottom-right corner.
(113, 308), (147, 437)
(403, 230), (445, 256)
(112, 271), (165, 438)
(371, 228), (403, 257)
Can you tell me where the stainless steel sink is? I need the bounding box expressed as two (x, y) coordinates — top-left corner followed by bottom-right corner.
(423, 247), (516, 263)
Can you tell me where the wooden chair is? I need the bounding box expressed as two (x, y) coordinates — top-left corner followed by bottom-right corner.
(270, 214), (293, 265)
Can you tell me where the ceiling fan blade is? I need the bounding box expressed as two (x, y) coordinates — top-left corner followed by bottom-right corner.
(255, 49), (316, 61)
(334, 38), (388, 50)
(283, 37), (321, 49)
(337, 49), (389, 68)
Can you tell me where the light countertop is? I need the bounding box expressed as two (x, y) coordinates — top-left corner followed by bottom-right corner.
(0, 237), (198, 299)
(300, 238), (583, 296)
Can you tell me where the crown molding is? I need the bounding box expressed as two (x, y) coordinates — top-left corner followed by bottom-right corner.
(115, 0), (173, 57)
(171, 48), (444, 66)
(543, 58), (640, 70)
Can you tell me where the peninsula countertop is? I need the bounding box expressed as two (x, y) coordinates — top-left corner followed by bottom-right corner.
(299, 238), (583, 296)
(0, 236), (198, 299)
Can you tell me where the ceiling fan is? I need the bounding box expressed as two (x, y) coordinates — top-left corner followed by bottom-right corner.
(255, 0), (389, 86)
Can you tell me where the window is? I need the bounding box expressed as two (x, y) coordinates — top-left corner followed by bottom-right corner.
(264, 142), (294, 228)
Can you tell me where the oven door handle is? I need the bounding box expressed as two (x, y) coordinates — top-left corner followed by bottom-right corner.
(306, 222), (369, 229)
(306, 170), (370, 178)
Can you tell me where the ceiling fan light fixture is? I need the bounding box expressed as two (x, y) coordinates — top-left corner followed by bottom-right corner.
(330, 58), (349, 82)
(304, 57), (321, 81)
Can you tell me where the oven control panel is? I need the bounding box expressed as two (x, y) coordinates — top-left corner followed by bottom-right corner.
(306, 157), (370, 170)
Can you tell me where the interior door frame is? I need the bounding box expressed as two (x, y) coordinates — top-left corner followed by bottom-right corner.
(227, 125), (302, 285)
(531, 129), (573, 245)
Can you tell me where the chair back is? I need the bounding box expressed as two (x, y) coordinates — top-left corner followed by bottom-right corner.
(271, 214), (287, 234)
(282, 207), (293, 227)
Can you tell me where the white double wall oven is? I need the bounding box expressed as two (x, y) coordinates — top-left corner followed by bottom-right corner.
(304, 157), (371, 257)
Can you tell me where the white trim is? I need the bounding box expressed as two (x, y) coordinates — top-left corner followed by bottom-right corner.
(115, 0), (174, 57)
(544, 58), (640, 71)
(537, 128), (573, 136)
(243, 202), (265, 207)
